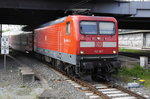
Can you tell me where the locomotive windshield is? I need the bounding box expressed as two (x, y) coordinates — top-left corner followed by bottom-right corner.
(80, 22), (97, 35)
(99, 22), (115, 35)
(80, 21), (115, 35)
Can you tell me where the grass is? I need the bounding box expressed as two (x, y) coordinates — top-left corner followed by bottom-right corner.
(119, 48), (150, 53)
(19, 84), (26, 88)
(118, 64), (150, 89)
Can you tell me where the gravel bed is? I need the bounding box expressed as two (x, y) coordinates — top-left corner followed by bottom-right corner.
(0, 55), (43, 99)
(15, 54), (90, 99)
(0, 55), (41, 88)
(1, 53), (149, 99)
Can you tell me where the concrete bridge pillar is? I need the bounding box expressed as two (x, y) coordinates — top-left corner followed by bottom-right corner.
(0, 24), (2, 50)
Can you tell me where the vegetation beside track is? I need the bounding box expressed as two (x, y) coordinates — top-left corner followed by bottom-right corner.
(119, 48), (150, 53)
(118, 64), (150, 89)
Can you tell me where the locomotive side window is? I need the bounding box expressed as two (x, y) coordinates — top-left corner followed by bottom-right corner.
(80, 21), (97, 35)
(99, 22), (115, 35)
(66, 22), (70, 35)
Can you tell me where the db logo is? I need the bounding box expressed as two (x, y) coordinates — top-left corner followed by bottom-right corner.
(95, 42), (103, 47)
(64, 39), (71, 43)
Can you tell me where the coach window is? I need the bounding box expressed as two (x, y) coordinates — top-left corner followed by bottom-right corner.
(66, 22), (70, 35)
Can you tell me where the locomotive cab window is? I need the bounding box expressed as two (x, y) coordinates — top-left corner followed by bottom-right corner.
(80, 21), (97, 35)
(66, 22), (70, 35)
(99, 22), (115, 35)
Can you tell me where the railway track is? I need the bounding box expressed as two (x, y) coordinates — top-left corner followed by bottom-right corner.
(8, 54), (148, 99)
(48, 63), (147, 99)
(119, 52), (150, 61)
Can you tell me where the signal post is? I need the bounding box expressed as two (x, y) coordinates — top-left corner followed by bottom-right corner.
(1, 36), (9, 71)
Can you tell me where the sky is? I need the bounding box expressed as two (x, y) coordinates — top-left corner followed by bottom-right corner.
(2, 25), (23, 36)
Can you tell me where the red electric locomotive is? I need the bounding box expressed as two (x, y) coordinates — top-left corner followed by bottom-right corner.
(34, 15), (120, 80)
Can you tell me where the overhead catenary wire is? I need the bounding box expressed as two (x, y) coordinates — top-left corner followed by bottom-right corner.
(69, 0), (93, 8)
(65, 0), (93, 15)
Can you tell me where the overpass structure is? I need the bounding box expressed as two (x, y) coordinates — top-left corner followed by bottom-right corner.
(1, 0), (150, 29)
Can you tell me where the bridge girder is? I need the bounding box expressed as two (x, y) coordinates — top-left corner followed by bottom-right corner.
(1, 0), (150, 29)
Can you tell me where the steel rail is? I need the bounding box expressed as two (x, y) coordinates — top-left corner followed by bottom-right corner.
(114, 84), (147, 99)
(50, 66), (110, 99)
(48, 64), (147, 99)
(8, 54), (147, 99)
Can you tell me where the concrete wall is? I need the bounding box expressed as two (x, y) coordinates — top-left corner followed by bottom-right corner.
(144, 33), (150, 48)
(119, 33), (144, 49)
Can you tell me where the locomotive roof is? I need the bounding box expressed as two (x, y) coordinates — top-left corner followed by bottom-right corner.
(37, 17), (67, 29)
(36, 15), (115, 29)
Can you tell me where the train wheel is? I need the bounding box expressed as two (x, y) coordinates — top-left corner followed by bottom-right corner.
(56, 60), (63, 70)
(92, 73), (110, 81)
(91, 67), (98, 81)
(44, 56), (51, 63)
(50, 58), (55, 66)
(65, 64), (74, 75)
(91, 73), (98, 81)
(41, 55), (45, 61)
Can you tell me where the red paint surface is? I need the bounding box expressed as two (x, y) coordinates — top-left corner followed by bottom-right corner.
(34, 15), (118, 55)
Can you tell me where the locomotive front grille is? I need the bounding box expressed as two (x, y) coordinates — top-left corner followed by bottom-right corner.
(80, 41), (117, 47)
(80, 41), (95, 47)
(103, 42), (116, 47)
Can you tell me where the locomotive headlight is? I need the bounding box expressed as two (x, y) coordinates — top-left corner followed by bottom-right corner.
(113, 50), (116, 54)
(97, 37), (101, 40)
(80, 51), (84, 54)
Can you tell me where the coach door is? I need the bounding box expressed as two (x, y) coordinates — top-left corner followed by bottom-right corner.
(58, 25), (63, 59)
(64, 22), (71, 53)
